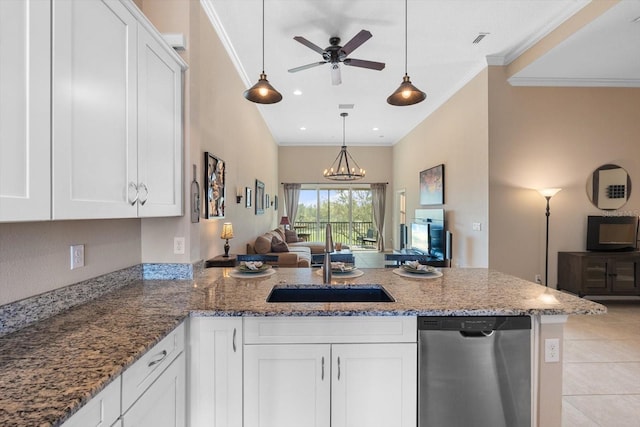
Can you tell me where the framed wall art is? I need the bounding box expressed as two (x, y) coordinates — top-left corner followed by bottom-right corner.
(255, 179), (265, 214)
(274, 195), (278, 211)
(204, 152), (225, 218)
(245, 187), (252, 208)
(419, 164), (445, 205)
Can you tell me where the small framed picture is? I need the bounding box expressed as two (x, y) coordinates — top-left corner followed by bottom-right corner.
(274, 195), (278, 211)
(245, 187), (252, 208)
(204, 152), (225, 218)
(255, 179), (265, 214)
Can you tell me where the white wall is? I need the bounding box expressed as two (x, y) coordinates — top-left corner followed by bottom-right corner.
(392, 69), (490, 267)
(488, 66), (640, 285)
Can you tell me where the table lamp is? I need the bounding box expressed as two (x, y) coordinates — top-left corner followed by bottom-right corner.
(221, 222), (234, 257)
(280, 216), (290, 230)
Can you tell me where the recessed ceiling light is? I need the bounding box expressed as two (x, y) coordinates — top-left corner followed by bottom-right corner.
(293, 89), (302, 96)
(372, 127), (379, 131)
(300, 127), (306, 131)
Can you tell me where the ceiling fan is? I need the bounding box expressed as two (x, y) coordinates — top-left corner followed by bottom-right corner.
(288, 29), (385, 85)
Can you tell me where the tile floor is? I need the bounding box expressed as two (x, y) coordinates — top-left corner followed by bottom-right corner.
(562, 301), (640, 427)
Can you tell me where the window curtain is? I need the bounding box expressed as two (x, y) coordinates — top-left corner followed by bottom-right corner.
(371, 183), (386, 252)
(283, 183), (301, 225)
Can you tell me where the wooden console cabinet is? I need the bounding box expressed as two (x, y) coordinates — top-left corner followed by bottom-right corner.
(558, 251), (640, 297)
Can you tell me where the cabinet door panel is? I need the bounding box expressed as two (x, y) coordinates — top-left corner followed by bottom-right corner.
(137, 28), (183, 217)
(611, 259), (639, 293)
(0, 0), (50, 221)
(189, 317), (242, 427)
(122, 352), (185, 427)
(53, 0), (138, 219)
(244, 344), (331, 427)
(331, 343), (417, 427)
(582, 258), (609, 292)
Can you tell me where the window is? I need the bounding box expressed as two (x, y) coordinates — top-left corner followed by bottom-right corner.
(296, 185), (373, 246)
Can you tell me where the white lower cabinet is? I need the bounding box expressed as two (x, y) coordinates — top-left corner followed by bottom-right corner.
(189, 317), (243, 427)
(121, 352), (185, 427)
(61, 376), (121, 427)
(243, 317), (417, 427)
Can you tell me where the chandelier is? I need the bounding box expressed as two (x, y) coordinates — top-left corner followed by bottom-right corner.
(323, 113), (366, 181)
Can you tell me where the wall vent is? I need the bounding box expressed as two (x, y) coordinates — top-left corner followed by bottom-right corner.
(472, 33), (489, 44)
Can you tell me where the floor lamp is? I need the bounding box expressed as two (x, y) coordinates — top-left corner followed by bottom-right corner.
(538, 188), (562, 286)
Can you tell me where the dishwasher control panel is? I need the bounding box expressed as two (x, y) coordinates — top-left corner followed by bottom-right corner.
(418, 316), (531, 331)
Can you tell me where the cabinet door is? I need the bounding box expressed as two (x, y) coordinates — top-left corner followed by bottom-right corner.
(581, 257), (610, 293)
(331, 343), (417, 427)
(0, 0), (50, 221)
(122, 352), (185, 427)
(189, 317), (242, 427)
(611, 258), (640, 294)
(52, 0), (138, 219)
(244, 344), (331, 427)
(61, 377), (121, 427)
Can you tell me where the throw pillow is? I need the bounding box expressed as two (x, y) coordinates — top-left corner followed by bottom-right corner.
(273, 228), (286, 242)
(253, 235), (271, 254)
(284, 229), (302, 243)
(271, 237), (289, 253)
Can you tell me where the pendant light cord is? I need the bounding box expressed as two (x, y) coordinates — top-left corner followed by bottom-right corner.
(404, 0), (408, 75)
(261, 0), (265, 73)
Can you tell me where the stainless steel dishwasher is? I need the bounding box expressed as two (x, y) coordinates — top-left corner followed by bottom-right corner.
(418, 316), (531, 427)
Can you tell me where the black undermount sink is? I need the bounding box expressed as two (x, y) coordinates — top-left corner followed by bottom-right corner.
(266, 285), (395, 303)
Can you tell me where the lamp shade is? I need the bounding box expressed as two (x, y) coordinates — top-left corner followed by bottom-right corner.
(280, 216), (290, 226)
(387, 74), (426, 106)
(221, 223), (234, 240)
(538, 188), (562, 198)
(243, 73), (282, 104)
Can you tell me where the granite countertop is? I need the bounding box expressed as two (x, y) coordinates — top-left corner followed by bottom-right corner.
(0, 267), (605, 426)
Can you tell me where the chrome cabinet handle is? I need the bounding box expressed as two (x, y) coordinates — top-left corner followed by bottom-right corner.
(321, 356), (325, 380)
(128, 182), (138, 206)
(138, 183), (149, 205)
(337, 356), (341, 380)
(232, 328), (237, 353)
(148, 350), (167, 368)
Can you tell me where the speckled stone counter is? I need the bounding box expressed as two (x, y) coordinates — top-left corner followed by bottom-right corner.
(0, 267), (605, 426)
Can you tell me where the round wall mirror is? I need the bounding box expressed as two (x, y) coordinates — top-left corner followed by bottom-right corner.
(586, 164), (631, 210)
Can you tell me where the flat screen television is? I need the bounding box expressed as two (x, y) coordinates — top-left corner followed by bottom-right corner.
(586, 215), (639, 252)
(410, 209), (445, 259)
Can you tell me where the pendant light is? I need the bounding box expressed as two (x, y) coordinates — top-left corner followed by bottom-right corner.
(323, 113), (365, 181)
(387, 0), (426, 106)
(243, 0), (282, 104)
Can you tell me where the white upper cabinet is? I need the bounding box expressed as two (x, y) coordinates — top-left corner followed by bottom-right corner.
(0, 0), (51, 222)
(52, 0), (185, 220)
(137, 26), (183, 217)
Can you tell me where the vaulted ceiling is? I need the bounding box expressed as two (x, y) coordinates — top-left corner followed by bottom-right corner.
(201, 0), (640, 147)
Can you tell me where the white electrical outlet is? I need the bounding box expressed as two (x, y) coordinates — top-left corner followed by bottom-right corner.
(70, 244), (85, 269)
(174, 237), (185, 255)
(535, 274), (542, 284)
(545, 338), (560, 363)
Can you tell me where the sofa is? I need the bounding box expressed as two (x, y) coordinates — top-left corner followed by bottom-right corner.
(246, 228), (329, 268)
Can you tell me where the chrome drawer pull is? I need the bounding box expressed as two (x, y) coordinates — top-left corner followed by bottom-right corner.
(138, 183), (149, 205)
(148, 350), (167, 367)
(128, 182), (138, 206)
(337, 356), (341, 380)
(232, 328), (237, 353)
(321, 356), (325, 380)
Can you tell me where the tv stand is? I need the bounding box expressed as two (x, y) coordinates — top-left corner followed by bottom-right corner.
(557, 251), (640, 297)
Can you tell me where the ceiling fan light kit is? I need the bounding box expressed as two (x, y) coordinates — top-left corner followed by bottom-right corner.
(387, 0), (426, 106)
(244, 0), (282, 104)
(324, 113), (366, 181)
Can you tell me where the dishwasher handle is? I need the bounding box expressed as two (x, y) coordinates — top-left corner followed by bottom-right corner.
(459, 330), (495, 338)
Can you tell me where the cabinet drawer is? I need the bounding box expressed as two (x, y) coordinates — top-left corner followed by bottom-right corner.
(244, 316), (416, 344)
(61, 376), (120, 427)
(122, 322), (185, 411)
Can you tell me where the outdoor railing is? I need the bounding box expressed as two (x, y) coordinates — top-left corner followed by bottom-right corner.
(292, 221), (375, 246)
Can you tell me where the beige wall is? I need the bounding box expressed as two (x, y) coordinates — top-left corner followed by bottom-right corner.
(392, 69), (490, 267)
(488, 66), (640, 285)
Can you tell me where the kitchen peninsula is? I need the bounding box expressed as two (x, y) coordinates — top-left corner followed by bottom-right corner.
(0, 267), (604, 426)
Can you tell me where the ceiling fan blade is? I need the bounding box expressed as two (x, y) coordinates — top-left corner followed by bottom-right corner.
(343, 58), (385, 71)
(339, 29), (372, 56)
(288, 61), (327, 73)
(331, 63), (342, 85)
(293, 36), (325, 55)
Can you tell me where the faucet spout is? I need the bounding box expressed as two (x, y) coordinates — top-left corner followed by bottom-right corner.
(323, 224), (333, 284)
